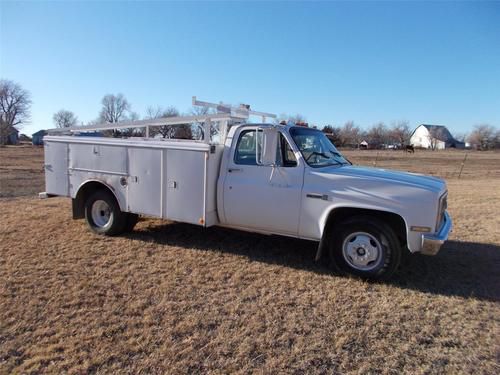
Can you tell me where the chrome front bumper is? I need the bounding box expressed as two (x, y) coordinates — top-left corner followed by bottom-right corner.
(420, 211), (452, 255)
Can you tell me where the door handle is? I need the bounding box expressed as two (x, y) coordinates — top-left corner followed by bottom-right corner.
(228, 168), (242, 173)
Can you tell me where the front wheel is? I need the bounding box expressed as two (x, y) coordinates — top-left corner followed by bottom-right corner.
(329, 216), (402, 280)
(84, 190), (127, 236)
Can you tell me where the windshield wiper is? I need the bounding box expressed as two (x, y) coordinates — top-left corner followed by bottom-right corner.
(328, 150), (350, 165)
(306, 151), (331, 162)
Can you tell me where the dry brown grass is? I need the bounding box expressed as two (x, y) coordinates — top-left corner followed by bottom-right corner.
(1, 146), (499, 373)
(342, 148), (500, 180)
(0, 146), (45, 198)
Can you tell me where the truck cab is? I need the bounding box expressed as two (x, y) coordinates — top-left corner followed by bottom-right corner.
(218, 123), (451, 279)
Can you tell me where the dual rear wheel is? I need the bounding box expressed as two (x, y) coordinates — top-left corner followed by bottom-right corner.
(84, 190), (138, 236)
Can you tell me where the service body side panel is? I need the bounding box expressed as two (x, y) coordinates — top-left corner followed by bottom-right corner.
(165, 149), (206, 225)
(69, 143), (127, 174)
(127, 148), (162, 217)
(44, 141), (69, 196)
(68, 142), (128, 211)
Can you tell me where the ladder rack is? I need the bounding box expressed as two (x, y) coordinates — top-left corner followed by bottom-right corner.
(47, 97), (277, 144)
(191, 96), (277, 123)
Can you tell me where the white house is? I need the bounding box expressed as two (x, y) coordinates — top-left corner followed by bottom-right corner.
(410, 124), (464, 150)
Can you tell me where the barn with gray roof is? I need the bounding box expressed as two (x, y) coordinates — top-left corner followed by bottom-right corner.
(410, 124), (464, 149)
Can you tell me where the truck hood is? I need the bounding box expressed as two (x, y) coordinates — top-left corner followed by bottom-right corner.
(314, 165), (446, 194)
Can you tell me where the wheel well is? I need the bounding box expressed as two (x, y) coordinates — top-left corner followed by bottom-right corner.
(72, 181), (118, 219)
(324, 207), (407, 246)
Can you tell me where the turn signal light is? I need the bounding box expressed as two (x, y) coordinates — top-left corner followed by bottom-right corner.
(411, 226), (431, 233)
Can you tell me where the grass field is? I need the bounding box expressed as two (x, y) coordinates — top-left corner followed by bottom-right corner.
(1, 146), (499, 373)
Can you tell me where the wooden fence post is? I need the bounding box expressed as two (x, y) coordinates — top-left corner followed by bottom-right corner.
(373, 152), (379, 167)
(458, 153), (468, 179)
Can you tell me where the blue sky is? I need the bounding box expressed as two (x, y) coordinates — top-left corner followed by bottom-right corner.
(1, 1), (499, 136)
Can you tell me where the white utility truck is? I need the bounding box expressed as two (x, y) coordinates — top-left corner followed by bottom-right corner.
(42, 97), (451, 280)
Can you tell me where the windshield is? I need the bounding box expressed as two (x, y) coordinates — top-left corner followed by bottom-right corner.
(289, 127), (350, 168)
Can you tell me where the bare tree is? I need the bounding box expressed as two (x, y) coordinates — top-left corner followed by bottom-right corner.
(157, 106), (180, 138)
(189, 105), (214, 117)
(174, 124), (193, 139)
(339, 121), (361, 148)
(120, 111), (143, 136)
(454, 132), (468, 143)
(367, 122), (388, 148)
(390, 120), (411, 146)
(322, 125), (334, 133)
(144, 105), (184, 138)
(97, 94), (133, 137)
(162, 106), (179, 118)
(468, 124), (497, 150)
(53, 109), (78, 128)
(428, 127), (445, 150)
(322, 125), (342, 146)
(141, 106), (161, 137)
(190, 105), (216, 140)
(277, 113), (307, 125)
(128, 111), (140, 121)
(146, 105), (163, 120)
(0, 79), (31, 145)
(99, 94), (130, 123)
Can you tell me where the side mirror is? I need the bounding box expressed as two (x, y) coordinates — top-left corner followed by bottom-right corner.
(256, 127), (278, 166)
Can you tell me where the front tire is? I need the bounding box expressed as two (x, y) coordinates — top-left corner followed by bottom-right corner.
(329, 216), (401, 280)
(84, 190), (127, 236)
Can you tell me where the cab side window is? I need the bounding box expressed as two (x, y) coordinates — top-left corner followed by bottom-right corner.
(277, 133), (298, 167)
(234, 130), (261, 165)
(235, 130), (297, 167)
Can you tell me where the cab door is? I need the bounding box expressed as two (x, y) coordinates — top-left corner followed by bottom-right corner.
(222, 127), (304, 235)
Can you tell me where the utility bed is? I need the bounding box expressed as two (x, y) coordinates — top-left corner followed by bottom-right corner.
(44, 135), (224, 226)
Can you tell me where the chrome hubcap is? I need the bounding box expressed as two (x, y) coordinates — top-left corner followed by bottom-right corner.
(342, 232), (382, 271)
(91, 200), (111, 228)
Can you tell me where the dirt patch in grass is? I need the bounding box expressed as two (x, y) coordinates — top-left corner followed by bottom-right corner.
(1, 146), (499, 373)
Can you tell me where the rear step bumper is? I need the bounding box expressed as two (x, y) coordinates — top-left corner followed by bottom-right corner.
(39, 192), (57, 199)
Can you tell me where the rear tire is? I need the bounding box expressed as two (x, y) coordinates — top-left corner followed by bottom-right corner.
(329, 216), (401, 280)
(124, 213), (139, 232)
(84, 190), (127, 236)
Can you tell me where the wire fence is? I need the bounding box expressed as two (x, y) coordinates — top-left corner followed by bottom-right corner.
(341, 149), (500, 180)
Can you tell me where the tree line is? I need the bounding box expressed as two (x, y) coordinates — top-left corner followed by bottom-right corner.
(1, 78), (499, 149)
(319, 122), (500, 150)
(319, 121), (413, 149)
